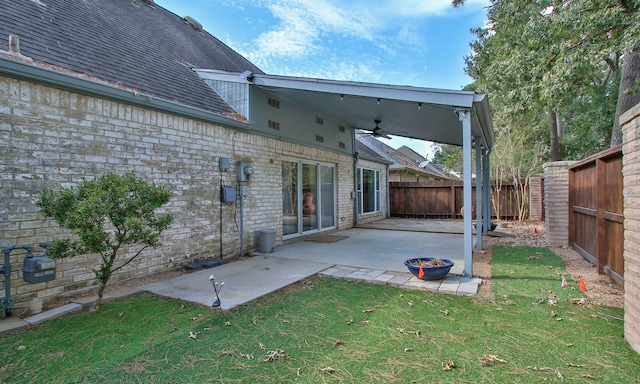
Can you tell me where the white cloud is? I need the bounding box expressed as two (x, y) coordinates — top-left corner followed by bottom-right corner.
(237, 0), (489, 84)
(247, 0), (377, 63)
(378, 136), (437, 160)
(290, 59), (382, 83)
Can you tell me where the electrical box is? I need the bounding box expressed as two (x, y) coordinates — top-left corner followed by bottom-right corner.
(237, 162), (253, 182)
(23, 255), (56, 284)
(221, 186), (237, 203)
(219, 157), (230, 172)
(239, 185), (248, 197)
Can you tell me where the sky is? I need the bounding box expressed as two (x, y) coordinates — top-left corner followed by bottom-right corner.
(158, 0), (490, 160)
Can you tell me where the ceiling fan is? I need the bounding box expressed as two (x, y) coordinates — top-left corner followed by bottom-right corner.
(357, 119), (392, 139)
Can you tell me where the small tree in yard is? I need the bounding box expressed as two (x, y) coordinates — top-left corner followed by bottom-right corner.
(37, 172), (173, 310)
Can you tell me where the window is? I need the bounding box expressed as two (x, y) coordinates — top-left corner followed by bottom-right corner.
(357, 168), (381, 214)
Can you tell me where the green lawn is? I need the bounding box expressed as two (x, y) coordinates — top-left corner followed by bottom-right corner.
(1, 247), (638, 383)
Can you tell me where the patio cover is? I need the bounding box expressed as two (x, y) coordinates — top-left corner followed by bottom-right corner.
(196, 70), (495, 277)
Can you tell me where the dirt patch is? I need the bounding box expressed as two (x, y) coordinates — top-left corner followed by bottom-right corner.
(473, 221), (624, 308)
(40, 269), (188, 313)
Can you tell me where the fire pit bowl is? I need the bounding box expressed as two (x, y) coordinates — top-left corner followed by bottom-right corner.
(404, 258), (454, 280)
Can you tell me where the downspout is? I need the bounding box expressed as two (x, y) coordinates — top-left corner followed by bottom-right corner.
(351, 152), (358, 227)
(353, 132), (359, 226)
(386, 163), (390, 218)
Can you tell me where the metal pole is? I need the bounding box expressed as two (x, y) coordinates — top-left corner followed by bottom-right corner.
(458, 109), (473, 277)
(475, 141), (483, 250)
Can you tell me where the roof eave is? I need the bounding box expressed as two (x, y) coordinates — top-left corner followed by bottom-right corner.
(0, 57), (253, 131)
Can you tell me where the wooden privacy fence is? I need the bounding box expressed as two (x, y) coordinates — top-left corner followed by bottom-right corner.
(389, 181), (527, 220)
(569, 146), (624, 283)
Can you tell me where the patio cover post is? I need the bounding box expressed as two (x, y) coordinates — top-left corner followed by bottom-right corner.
(475, 140), (483, 250)
(459, 108), (473, 277)
(483, 151), (491, 233)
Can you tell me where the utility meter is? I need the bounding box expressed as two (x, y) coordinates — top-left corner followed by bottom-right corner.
(23, 254), (56, 284)
(237, 162), (253, 182)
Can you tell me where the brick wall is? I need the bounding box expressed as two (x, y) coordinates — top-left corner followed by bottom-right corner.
(543, 161), (576, 247)
(0, 76), (354, 307)
(621, 102), (640, 354)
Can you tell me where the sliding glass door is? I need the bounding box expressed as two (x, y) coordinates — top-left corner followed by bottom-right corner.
(282, 159), (336, 238)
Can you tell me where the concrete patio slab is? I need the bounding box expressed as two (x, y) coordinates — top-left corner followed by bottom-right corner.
(142, 256), (333, 310)
(0, 316), (29, 335)
(0, 221), (483, 334)
(273, 227), (465, 275)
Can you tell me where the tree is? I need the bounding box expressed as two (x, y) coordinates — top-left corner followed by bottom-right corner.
(455, 0), (640, 156)
(432, 143), (467, 177)
(37, 172), (173, 310)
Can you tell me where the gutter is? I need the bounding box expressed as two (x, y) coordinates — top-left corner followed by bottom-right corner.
(0, 56), (253, 131)
(386, 163), (390, 218)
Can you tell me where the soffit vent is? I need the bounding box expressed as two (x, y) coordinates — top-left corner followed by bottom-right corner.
(184, 16), (203, 32)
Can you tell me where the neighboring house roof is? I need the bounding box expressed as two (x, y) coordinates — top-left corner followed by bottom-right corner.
(356, 134), (448, 179)
(396, 145), (451, 180)
(355, 137), (388, 163)
(0, 0), (263, 115)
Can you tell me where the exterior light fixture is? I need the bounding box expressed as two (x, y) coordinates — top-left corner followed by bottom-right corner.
(377, 98), (381, 105)
(340, 94), (344, 101)
(417, 103), (422, 110)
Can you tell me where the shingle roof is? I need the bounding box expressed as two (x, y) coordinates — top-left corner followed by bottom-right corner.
(356, 134), (424, 172)
(356, 134), (450, 179)
(0, 0), (263, 115)
(396, 145), (450, 179)
(356, 138), (387, 161)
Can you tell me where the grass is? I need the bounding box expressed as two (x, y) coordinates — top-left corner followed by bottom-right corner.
(1, 247), (638, 383)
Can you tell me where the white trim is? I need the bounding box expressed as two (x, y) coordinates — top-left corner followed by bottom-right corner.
(281, 157), (337, 240)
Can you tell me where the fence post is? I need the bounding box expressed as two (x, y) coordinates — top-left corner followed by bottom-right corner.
(596, 158), (607, 273)
(621, 100), (640, 354)
(543, 161), (576, 247)
(529, 175), (544, 221)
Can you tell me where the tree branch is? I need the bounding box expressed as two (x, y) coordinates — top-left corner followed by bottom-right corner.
(110, 245), (149, 273)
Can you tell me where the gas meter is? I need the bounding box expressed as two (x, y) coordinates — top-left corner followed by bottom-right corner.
(23, 244), (56, 284)
(237, 162), (253, 182)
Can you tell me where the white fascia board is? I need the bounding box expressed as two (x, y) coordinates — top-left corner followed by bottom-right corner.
(471, 93), (495, 150)
(193, 69), (248, 82)
(195, 69), (476, 108)
(252, 74), (476, 107)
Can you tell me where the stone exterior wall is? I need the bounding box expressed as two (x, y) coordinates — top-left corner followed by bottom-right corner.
(0, 76), (354, 308)
(621, 102), (640, 354)
(543, 161), (575, 247)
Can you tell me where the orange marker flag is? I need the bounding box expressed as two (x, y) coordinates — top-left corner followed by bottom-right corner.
(418, 266), (425, 279)
(579, 276), (587, 292)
